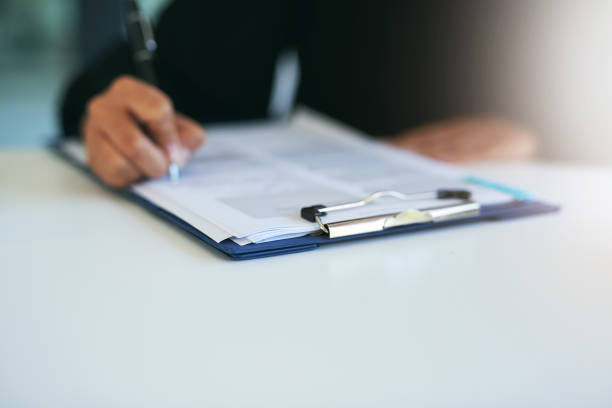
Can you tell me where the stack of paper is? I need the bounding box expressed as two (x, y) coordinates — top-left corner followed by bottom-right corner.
(123, 109), (514, 245)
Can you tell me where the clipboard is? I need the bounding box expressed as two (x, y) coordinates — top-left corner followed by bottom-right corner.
(52, 140), (560, 260)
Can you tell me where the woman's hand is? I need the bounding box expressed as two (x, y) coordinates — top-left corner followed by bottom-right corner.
(83, 75), (205, 187)
(387, 116), (537, 163)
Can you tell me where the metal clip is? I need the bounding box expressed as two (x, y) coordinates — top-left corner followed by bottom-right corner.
(300, 189), (480, 238)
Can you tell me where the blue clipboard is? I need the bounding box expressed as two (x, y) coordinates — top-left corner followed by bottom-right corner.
(52, 141), (560, 260)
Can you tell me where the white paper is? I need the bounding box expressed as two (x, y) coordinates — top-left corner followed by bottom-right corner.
(133, 111), (511, 243)
(61, 110), (515, 244)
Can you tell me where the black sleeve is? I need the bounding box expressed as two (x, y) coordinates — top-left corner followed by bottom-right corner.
(59, 42), (135, 137)
(59, 0), (298, 137)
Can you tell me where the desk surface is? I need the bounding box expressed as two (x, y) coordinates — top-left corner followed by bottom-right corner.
(1, 150), (611, 407)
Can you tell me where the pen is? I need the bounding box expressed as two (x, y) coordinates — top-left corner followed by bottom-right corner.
(123, 0), (180, 182)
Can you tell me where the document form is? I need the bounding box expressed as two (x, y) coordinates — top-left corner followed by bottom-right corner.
(126, 110), (513, 245)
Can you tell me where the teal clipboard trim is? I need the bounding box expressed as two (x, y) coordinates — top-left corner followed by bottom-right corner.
(465, 176), (535, 200)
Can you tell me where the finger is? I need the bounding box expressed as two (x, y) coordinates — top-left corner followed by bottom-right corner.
(85, 122), (141, 187)
(108, 76), (185, 163)
(89, 98), (169, 178)
(392, 130), (453, 157)
(387, 122), (456, 150)
(397, 133), (467, 163)
(429, 147), (472, 163)
(175, 113), (206, 152)
(437, 123), (512, 161)
(398, 120), (489, 162)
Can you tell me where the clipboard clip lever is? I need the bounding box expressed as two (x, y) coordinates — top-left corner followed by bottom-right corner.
(300, 189), (480, 238)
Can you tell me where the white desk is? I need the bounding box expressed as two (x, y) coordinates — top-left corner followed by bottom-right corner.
(1, 150), (611, 407)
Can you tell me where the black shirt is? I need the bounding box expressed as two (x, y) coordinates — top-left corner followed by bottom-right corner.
(61, 0), (510, 137)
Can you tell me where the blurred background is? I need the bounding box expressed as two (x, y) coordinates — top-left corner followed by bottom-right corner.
(0, 0), (610, 164)
(0, 0), (170, 145)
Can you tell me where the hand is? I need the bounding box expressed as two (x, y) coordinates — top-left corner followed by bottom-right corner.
(83, 75), (205, 187)
(386, 116), (537, 163)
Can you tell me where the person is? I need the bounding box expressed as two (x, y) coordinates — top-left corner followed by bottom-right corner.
(61, 0), (536, 188)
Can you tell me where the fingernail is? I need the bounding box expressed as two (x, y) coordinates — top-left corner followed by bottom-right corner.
(167, 143), (191, 166)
